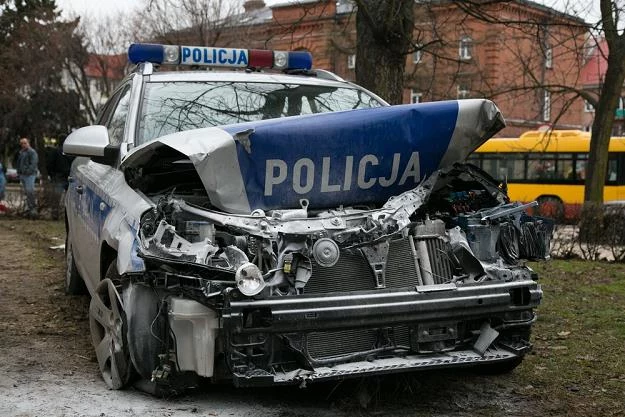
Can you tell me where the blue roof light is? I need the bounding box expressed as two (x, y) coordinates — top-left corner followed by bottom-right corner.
(128, 43), (165, 65)
(127, 43), (313, 71)
(287, 51), (313, 70)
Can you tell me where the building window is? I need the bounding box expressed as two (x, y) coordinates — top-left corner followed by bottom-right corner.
(543, 90), (551, 121)
(459, 36), (472, 60)
(545, 46), (553, 69)
(584, 100), (594, 112)
(413, 47), (422, 64)
(457, 84), (470, 99)
(411, 89), (422, 103)
(347, 54), (356, 69)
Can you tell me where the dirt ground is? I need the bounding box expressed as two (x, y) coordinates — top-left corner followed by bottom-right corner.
(0, 218), (556, 417)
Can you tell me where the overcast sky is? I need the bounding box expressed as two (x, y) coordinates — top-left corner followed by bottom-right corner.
(55, 0), (283, 19)
(54, 0), (601, 24)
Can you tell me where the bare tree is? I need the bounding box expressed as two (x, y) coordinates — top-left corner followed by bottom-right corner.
(132, 0), (244, 45)
(446, 0), (625, 203)
(61, 13), (130, 123)
(584, 0), (625, 202)
(353, 0), (414, 104)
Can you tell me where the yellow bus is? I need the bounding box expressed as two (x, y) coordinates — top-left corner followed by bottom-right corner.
(467, 130), (625, 219)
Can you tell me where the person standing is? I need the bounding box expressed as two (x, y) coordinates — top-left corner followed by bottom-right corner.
(16, 137), (39, 218)
(0, 161), (6, 213)
(45, 139), (73, 220)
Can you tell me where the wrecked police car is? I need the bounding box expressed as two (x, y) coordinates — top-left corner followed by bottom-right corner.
(63, 44), (549, 393)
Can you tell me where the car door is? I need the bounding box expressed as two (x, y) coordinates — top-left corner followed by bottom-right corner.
(66, 95), (118, 288)
(72, 84), (132, 285)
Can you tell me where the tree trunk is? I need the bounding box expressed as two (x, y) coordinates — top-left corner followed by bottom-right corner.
(585, 48), (625, 202)
(354, 0), (414, 105)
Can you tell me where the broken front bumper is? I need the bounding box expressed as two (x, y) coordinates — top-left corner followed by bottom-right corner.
(270, 347), (519, 385)
(221, 280), (541, 386)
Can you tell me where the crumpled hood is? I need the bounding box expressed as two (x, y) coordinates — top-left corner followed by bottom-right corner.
(122, 99), (504, 214)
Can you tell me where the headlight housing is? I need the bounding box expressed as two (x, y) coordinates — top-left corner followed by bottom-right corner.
(236, 262), (265, 296)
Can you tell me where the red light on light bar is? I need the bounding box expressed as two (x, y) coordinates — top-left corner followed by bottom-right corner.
(249, 49), (274, 68)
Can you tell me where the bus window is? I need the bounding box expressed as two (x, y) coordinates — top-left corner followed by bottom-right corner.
(557, 154), (574, 180)
(501, 155), (525, 180)
(480, 155), (526, 181)
(528, 154), (556, 180)
(466, 154), (481, 166)
(608, 158), (618, 182)
(575, 154), (587, 181)
(482, 158), (501, 179)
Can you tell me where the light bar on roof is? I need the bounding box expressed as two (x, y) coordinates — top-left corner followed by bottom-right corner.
(127, 43), (313, 70)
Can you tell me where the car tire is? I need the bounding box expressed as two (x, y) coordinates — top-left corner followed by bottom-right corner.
(89, 263), (135, 390)
(65, 235), (86, 295)
(125, 282), (166, 381)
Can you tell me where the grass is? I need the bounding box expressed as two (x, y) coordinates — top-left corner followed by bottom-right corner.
(517, 260), (625, 416)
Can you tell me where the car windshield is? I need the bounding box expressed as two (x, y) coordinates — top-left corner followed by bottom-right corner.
(137, 81), (383, 144)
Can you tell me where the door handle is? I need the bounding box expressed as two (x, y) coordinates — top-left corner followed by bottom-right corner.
(75, 185), (84, 195)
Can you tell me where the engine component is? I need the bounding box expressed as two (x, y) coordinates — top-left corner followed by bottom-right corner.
(183, 221), (215, 243)
(414, 218), (446, 237)
(415, 239), (435, 285)
(312, 238), (340, 267)
(413, 218), (454, 285)
(294, 255), (313, 290)
(466, 223), (500, 262)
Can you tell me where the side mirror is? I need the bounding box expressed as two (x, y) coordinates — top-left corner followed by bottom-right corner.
(63, 125), (120, 165)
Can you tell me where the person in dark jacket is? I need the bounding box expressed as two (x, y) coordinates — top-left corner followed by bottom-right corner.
(0, 161), (6, 202)
(45, 139), (73, 219)
(16, 137), (38, 217)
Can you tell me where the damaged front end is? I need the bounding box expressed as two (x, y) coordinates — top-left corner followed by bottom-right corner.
(131, 162), (550, 388)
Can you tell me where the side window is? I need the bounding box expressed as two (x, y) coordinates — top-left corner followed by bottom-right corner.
(96, 98), (117, 126)
(106, 85), (132, 146)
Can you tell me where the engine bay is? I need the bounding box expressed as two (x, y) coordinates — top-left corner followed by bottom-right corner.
(136, 163), (552, 301)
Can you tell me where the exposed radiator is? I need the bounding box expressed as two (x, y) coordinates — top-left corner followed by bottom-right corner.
(418, 237), (455, 285)
(305, 238), (420, 294)
(304, 236), (453, 294)
(306, 326), (411, 360)
(306, 249), (377, 293)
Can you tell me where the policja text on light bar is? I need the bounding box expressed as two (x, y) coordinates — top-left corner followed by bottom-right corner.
(127, 43), (313, 70)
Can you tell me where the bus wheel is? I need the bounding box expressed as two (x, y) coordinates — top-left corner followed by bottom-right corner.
(536, 196), (564, 222)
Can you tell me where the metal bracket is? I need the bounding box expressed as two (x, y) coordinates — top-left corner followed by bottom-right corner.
(360, 241), (390, 289)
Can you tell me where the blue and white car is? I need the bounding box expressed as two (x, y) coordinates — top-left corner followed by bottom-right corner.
(64, 43), (549, 393)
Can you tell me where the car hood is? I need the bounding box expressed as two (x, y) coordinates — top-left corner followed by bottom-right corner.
(122, 99), (504, 214)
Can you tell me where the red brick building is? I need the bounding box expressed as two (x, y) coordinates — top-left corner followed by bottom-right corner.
(580, 38), (625, 135)
(222, 0), (589, 137)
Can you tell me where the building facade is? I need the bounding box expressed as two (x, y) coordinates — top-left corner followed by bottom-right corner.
(219, 0), (588, 137)
(580, 38), (625, 135)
